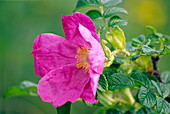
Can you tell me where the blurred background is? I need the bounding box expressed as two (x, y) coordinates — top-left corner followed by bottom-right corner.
(0, 0), (170, 114)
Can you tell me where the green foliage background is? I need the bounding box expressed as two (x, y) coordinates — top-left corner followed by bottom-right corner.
(0, 0), (170, 113)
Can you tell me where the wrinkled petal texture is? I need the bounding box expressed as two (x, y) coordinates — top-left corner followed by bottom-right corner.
(62, 12), (100, 47)
(31, 33), (78, 77)
(38, 65), (90, 107)
(80, 70), (100, 104)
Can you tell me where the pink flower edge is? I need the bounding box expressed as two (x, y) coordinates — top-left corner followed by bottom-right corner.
(31, 12), (105, 107)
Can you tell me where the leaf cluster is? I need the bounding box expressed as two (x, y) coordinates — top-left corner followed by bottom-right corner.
(74, 0), (128, 31)
(130, 26), (170, 57)
(94, 69), (170, 113)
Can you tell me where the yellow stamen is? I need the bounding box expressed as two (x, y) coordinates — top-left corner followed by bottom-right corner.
(75, 47), (90, 73)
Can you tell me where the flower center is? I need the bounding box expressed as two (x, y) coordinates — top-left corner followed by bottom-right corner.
(75, 47), (90, 73)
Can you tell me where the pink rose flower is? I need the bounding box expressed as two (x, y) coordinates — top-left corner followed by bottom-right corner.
(31, 12), (105, 107)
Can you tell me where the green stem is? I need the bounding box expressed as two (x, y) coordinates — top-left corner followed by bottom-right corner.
(98, 91), (130, 107)
(98, 91), (115, 107)
(99, 6), (104, 15)
(56, 102), (71, 114)
(99, 6), (110, 31)
(159, 37), (164, 49)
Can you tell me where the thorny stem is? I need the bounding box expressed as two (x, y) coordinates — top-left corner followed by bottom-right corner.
(99, 6), (104, 16)
(97, 29), (101, 38)
(151, 56), (165, 84)
(151, 56), (170, 103)
(99, 6), (106, 26)
(99, 6), (110, 31)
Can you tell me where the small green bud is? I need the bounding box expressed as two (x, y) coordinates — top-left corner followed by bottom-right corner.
(101, 39), (114, 67)
(106, 26), (126, 50)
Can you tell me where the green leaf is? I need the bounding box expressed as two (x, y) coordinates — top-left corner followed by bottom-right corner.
(108, 15), (127, 27)
(164, 35), (170, 41)
(136, 35), (147, 43)
(74, 0), (101, 11)
(106, 108), (121, 114)
(146, 26), (163, 38)
(106, 26), (126, 50)
(151, 80), (169, 98)
(138, 86), (156, 108)
(155, 33), (163, 37)
(147, 34), (159, 42)
(83, 100), (96, 107)
(57, 102), (71, 114)
(146, 26), (157, 33)
(3, 87), (30, 98)
(130, 72), (151, 88)
(107, 73), (134, 91)
(96, 24), (106, 33)
(104, 7), (128, 18)
(101, 0), (122, 7)
(136, 107), (152, 114)
(132, 35), (147, 47)
(124, 108), (135, 114)
(3, 80), (38, 98)
(142, 45), (157, 55)
(161, 71), (170, 84)
(156, 97), (170, 113)
(98, 74), (108, 91)
(160, 45), (170, 55)
(86, 10), (102, 20)
(130, 54), (140, 61)
(113, 58), (123, 65)
(111, 21), (127, 28)
(20, 80), (37, 89)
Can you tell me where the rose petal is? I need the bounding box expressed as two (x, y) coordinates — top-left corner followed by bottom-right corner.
(31, 33), (78, 77)
(72, 13), (99, 42)
(62, 12), (100, 45)
(78, 24), (105, 74)
(38, 65), (90, 107)
(80, 70), (100, 104)
(88, 43), (105, 74)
